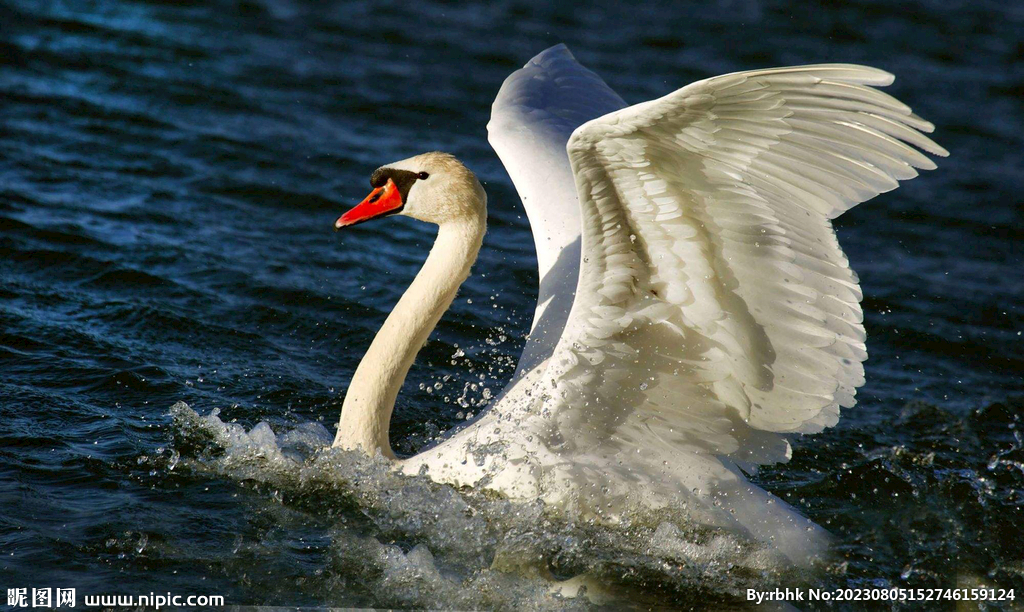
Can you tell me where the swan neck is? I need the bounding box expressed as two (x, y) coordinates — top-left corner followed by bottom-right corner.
(333, 215), (486, 457)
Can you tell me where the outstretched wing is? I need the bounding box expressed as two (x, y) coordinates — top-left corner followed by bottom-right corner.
(487, 44), (626, 378)
(540, 64), (946, 469)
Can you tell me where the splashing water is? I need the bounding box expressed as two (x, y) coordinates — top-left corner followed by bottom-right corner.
(168, 402), (812, 609)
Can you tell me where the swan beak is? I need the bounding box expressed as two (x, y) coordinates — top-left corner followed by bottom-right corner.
(335, 179), (404, 229)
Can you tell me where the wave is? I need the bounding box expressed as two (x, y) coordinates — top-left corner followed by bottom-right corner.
(168, 401), (814, 609)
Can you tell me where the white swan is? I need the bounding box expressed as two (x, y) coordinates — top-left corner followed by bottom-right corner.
(331, 44), (946, 563)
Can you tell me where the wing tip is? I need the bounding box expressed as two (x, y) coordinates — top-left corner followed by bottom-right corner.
(533, 42), (572, 62)
(907, 119), (950, 157)
(924, 139), (950, 158)
(828, 63), (896, 86)
(914, 123), (952, 159)
(745, 63), (897, 86)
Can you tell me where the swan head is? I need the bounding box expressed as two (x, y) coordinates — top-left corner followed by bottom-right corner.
(335, 152), (485, 229)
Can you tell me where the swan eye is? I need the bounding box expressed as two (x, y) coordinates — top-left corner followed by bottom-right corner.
(417, 172), (430, 180)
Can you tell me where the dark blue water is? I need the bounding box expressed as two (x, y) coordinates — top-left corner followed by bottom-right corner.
(2, 0), (1022, 608)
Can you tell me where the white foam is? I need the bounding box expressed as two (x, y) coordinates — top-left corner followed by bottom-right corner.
(168, 401), (806, 608)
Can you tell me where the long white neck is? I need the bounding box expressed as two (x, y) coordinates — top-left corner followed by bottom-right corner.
(332, 214), (486, 458)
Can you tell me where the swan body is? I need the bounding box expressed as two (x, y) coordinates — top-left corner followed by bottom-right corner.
(332, 45), (946, 563)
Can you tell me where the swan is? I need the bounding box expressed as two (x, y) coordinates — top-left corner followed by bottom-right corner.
(330, 44), (946, 563)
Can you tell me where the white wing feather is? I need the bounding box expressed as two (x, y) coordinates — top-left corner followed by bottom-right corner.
(487, 45), (626, 377)
(542, 64), (947, 471)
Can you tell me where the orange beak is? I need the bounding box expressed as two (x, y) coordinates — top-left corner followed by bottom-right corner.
(335, 179), (404, 229)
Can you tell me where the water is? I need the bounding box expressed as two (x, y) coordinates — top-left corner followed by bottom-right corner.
(1, 0), (1022, 608)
